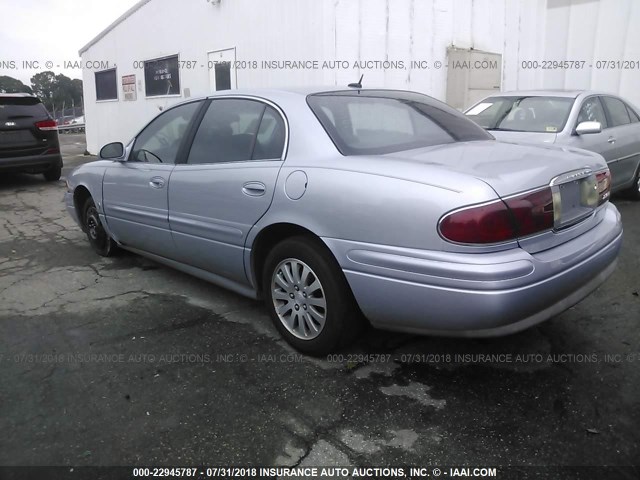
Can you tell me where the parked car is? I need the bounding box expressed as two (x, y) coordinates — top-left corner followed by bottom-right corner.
(464, 90), (640, 199)
(65, 88), (622, 355)
(65, 115), (85, 134)
(0, 93), (63, 181)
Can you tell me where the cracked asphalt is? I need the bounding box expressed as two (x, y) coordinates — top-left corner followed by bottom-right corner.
(0, 133), (639, 472)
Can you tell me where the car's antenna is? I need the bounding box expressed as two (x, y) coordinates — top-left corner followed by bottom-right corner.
(348, 74), (364, 89)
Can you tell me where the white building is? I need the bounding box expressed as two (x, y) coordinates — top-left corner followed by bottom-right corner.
(79, 0), (640, 154)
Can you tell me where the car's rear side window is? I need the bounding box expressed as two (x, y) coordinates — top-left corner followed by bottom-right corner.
(253, 106), (286, 160)
(602, 96), (631, 127)
(0, 97), (49, 121)
(307, 91), (491, 155)
(625, 103), (640, 123)
(187, 99), (285, 164)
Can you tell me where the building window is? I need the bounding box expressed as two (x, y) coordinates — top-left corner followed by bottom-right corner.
(214, 62), (231, 91)
(144, 55), (180, 97)
(95, 69), (117, 101)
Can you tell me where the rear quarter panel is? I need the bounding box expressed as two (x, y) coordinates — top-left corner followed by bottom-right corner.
(244, 91), (519, 288)
(255, 158), (499, 251)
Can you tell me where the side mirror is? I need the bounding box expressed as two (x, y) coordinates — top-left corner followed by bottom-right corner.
(576, 121), (602, 135)
(99, 142), (125, 160)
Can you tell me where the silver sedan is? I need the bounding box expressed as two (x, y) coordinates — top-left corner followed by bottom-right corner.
(464, 90), (640, 199)
(65, 88), (623, 355)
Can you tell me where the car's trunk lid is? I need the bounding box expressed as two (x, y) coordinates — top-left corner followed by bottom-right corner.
(386, 140), (605, 197)
(488, 130), (558, 145)
(384, 140), (609, 251)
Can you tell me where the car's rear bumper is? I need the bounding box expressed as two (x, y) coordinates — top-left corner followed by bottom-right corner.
(0, 153), (62, 173)
(323, 203), (623, 336)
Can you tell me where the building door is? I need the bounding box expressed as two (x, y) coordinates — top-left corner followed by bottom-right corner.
(208, 48), (237, 92)
(446, 47), (502, 111)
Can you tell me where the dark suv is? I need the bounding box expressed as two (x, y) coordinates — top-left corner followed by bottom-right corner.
(0, 93), (63, 181)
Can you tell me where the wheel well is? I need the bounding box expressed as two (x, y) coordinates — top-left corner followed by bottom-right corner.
(73, 186), (92, 229)
(251, 223), (328, 296)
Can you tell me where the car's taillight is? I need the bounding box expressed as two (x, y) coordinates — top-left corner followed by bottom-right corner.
(439, 187), (554, 244)
(503, 188), (554, 238)
(35, 119), (57, 131)
(595, 169), (611, 205)
(439, 201), (516, 244)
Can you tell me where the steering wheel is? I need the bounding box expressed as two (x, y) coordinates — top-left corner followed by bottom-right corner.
(138, 149), (164, 164)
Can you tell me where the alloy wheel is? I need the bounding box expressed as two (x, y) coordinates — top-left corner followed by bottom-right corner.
(270, 258), (327, 340)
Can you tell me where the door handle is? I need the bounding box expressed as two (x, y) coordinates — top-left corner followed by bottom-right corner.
(149, 176), (166, 189)
(242, 182), (266, 196)
(607, 137), (616, 144)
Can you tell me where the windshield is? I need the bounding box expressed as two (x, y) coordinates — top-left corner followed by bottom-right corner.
(465, 96), (575, 133)
(307, 90), (491, 155)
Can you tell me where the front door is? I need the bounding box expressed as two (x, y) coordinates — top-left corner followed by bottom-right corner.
(568, 96), (621, 182)
(102, 100), (202, 258)
(169, 98), (287, 284)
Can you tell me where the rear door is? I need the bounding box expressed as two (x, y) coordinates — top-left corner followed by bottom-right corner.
(0, 96), (56, 161)
(102, 100), (202, 259)
(600, 96), (640, 190)
(168, 97), (287, 284)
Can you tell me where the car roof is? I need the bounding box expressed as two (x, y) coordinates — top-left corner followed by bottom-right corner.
(486, 89), (615, 99)
(166, 86), (437, 107)
(205, 85), (391, 99)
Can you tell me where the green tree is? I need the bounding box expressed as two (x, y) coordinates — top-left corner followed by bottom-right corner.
(30, 71), (57, 112)
(71, 78), (83, 105)
(0, 75), (32, 94)
(30, 71), (83, 117)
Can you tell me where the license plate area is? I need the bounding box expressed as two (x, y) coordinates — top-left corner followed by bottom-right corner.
(0, 129), (37, 146)
(551, 170), (599, 230)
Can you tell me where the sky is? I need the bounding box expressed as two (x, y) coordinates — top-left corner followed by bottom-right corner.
(0, 0), (140, 85)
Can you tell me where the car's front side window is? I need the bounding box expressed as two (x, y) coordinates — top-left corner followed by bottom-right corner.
(187, 99), (284, 164)
(130, 101), (200, 164)
(577, 97), (608, 129)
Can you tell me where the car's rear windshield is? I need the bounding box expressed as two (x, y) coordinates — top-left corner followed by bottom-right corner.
(307, 90), (491, 155)
(0, 96), (48, 122)
(464, 96), (575, 133)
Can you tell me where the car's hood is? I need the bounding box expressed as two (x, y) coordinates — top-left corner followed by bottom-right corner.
(488, 130), (557, 145)
(381, 140), (606, 197)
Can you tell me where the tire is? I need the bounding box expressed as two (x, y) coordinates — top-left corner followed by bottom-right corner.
(623, 166), (640, 201)
(83, 197), (118, 257)
(43, 165), (61, 181)
(262, 236), (363, 356)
